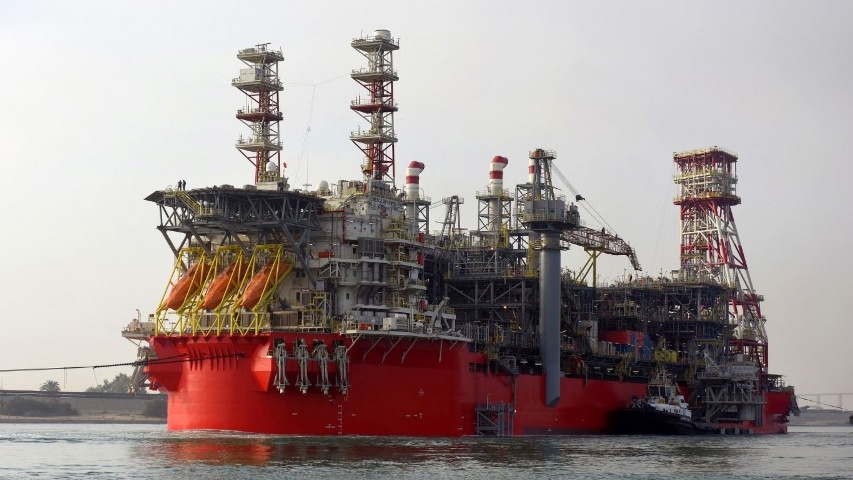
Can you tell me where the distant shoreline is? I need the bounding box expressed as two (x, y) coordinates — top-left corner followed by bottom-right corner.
(787, 408), (851, 427)
(0, 414), (165, 424)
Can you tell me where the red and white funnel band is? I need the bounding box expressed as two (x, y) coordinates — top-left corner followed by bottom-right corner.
(406, 161), (424, 200)
(490, 156), (508, 179)
(406, 161), (425, 185)
(528, 159), (537, 183)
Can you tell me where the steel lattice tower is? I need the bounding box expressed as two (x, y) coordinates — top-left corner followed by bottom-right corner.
(350, 30), (399, 190)
(673, 147), (768, 367)
(233, 44), (284, 184)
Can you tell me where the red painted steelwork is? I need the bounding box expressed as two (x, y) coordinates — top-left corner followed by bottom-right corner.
(147, 333), (792, 435)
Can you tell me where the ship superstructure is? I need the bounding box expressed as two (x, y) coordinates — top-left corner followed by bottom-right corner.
(123, 30), (796, 436)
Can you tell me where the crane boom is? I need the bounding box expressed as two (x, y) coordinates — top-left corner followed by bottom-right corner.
(550, 162), (641, 271)
(560, 226), (641, 271)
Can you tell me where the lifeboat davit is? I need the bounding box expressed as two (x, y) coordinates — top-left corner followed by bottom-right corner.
(165, 263), (210, 310)
(240, 261), (293, 309)
(201, 260), (248, 310)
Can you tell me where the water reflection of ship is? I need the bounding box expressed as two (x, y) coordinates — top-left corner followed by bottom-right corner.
(136, 435), (761, 473)
(159, 438), (274, 466)
(141, 436), (564, 467)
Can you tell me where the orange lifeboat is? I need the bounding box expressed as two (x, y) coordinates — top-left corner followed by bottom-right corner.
(240, 261), (293, 309)
(201, 260), (248, 310)
(165, 262), (210, 310)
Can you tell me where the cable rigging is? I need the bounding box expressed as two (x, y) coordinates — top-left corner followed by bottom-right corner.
(282, 74), (348, 188)
(796, 396), (846, 411)
(0, 352), (244, 374)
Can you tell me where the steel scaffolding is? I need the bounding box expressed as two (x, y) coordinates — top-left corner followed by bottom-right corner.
(233, 44), (285, 184)
(673, 147), (767, 368)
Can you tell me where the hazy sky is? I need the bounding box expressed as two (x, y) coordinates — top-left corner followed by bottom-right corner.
(1, 1), (850, 402)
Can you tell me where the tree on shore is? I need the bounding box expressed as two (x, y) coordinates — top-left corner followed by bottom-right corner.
(85, 373), (134, 393)
(38, 380), (61, 393)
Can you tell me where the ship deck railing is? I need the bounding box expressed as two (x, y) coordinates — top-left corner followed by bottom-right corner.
(342, 321), (470, 341)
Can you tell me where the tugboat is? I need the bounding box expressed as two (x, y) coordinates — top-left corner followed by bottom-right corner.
(610, 368), (715, 435)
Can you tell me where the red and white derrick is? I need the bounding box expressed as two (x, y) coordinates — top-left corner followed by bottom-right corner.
(673, 147), (768, 368)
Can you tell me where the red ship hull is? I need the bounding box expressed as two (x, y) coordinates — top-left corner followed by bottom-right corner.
(147, 333), (792, 435)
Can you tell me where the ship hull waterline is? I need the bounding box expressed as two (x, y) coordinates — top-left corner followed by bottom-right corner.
(146, 333), (792, 436)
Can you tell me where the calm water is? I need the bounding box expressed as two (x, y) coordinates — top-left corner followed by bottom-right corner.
(0, 424), (850, 479)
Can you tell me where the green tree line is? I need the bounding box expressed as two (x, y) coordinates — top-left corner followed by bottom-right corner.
(35, 373), (137, 394)
(85, 373), (134, 393)
(0, 397), (78, 417)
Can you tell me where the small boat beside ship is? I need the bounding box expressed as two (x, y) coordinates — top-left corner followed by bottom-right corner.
(610, 368), (715, 435)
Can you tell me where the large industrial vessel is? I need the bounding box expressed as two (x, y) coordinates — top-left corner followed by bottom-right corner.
(123, 30), (797, 435)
